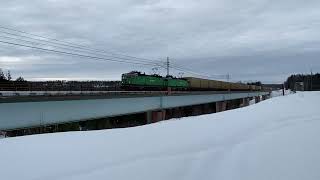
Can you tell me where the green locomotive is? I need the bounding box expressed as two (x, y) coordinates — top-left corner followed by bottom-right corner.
(121, 71), (188, 90)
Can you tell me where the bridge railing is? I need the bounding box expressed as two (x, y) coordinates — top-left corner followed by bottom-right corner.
(0, 90), (271, 98)
(0, 91), (169, 97)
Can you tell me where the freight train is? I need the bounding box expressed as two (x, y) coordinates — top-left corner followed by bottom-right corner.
(121, 71), (268, 91)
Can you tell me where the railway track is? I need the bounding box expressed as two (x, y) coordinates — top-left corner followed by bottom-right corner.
(0, 90), (264, 103)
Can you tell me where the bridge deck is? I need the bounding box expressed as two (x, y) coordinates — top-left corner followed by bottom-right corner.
(0, 91), (265, 103)
(0, 91), (270, 131)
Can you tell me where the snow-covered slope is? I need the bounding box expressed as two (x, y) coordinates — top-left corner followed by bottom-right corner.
(1, 92), (320, 180)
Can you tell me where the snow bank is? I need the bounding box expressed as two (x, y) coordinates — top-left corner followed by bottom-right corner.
(0, 92), (320, 180)
(271, 89), (293, 97)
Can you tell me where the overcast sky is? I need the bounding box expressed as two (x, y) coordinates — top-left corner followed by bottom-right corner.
(0, 0), (320, 83)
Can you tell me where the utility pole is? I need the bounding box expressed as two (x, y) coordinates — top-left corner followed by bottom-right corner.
(166, 57), (170, 77)
(227, 73), (230, 82)
(227, 73), (231, 92)
(166, 57), (171, 94)
(310, 69), (313, 91)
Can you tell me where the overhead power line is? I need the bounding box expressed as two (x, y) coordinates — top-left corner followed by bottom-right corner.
(0, 33), (165, 67)
(0, 26), (163, 64)
(0, 30), (163, 66)
(0, 40), (164, 67)
(170, 62), (229, 80)
(171, 66), (227, 79)
(0, 25), (229, 79)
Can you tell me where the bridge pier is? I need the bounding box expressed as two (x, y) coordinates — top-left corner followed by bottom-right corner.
(146, 111), (152, 124)
(77, 113), (147, 131)
(240, 98), (250, 107)
(146, 110), (166, 124)
(166, 107), (184, 119)
(216, 101), (227, 112)
(227, 99), (242, 110)
(191, 104), (203, 116)
(202, 103), (216, 114)
(255, 96), (261, 103)
(262, 95), (269, 100)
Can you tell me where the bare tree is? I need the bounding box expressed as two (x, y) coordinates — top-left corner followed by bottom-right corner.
(15, 76), (25, 82)
(6, 70), (12, 81)
(0, 68), (7, 81)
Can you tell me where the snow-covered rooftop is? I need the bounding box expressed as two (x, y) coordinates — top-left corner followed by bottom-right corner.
(0, 92), (319, 180)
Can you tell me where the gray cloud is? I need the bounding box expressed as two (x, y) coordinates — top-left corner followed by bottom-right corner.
(0, 0), (320, 83)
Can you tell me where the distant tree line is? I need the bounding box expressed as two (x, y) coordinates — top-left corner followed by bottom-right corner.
(262, 84), (283, 90)
(25, 80), (121, 91)
(247, 81), (262, 86)
(0, 79), (121, 91)
(285, 73), (320, 91)
(0, 69), (121, 91)
(0, 69), (25, 82)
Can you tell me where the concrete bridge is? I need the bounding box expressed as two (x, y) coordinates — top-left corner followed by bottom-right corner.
(0, 91), (270, 132)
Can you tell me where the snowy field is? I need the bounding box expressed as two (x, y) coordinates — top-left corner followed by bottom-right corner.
(0, 92), (320, 180)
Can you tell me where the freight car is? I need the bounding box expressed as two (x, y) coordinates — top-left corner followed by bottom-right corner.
(184, 77), (251, 91)
(121, 71), (262, 91)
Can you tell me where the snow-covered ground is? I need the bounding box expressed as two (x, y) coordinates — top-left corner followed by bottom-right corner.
(0, 92), (320, 180)
(271, 89), (293, 97)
